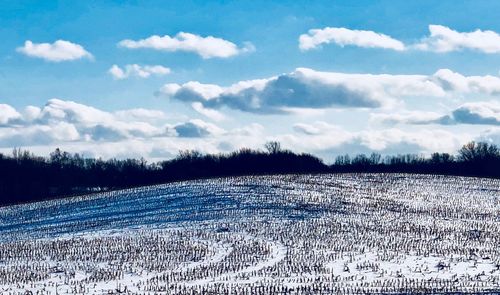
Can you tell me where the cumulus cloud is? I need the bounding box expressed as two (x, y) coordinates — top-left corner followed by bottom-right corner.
(299, 25), (500, 54)
(299, 27), (405, 51)
(0, 99), (243, 158)
(0, 104), (22, 125)
(449, 102), (500, 125)
(38, 99), (172, 140)
(108, 64), (171, 80)
(17, 40), (93, 62)
(227, 123), (264, 137)
(37, 99), (115, 126)
(191, 102), (227, 121)
(0, 99), (169, 146)
(157, 68), (423, 113)
(23, 106), (42, 122)
(0, 122), (80, 147)
(158, 67), (500, 114)
(118, 32), (252, 59)
(375, 102), (500, 126)
(352, 129), (464, 155)
(285, 121), (471, 157)
(0, 101), (266, 161)
(0, 100), (488, 161)
(415, 25), (500, 53)
(168, 119), (225, 138)
(432, 69), (500, 95)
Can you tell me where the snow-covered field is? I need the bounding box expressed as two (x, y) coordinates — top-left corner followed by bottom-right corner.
(0, 173), (499, 294)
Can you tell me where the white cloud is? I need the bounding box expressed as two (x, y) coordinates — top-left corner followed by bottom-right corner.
(160, 67), (500, 115)
(191, 102), (226, 121)
(0, 100), (489, 162)
(376, 102), (500, 126)
(355, 128), (468, 155)
(168, 119), (225, 138)
(114, 108), (167, 122)
(17, 40), (93, 62)
(478, 127), (500, 145)
(293, 121), (345, 136)
(370, 111), (446, 125)
(38, 99), (166, 140)
(299, 25), (500, 54)
(0, 100), (237, 156)
(159, 81), (225, 100)
(0, 100), (263, 160)
(0, 122), (80, 147)
(23, 106), (42, 122)
(0, 104), (22, 125)
(37, 99), (114, 125)
(227, 123), (264, 137)
(108, 64), (171, 80)
(285, 122), (471, 157)
(158, 67), (500, 114)
(241, 41), (256, 54)
(0, 99), (167, 144)
(432, 69), (500, 95)
(0, 118), (476, 162)
(118, 32), (251, 59)
(158, 68), (405, 113)
(415, 25), (500, 53)
(299, 27), (405, 51)
(450, 102), (500, 125)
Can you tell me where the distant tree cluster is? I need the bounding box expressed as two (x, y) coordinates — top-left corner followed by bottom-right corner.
(331, 141), (500, 177)
(1, 141), (499, 206)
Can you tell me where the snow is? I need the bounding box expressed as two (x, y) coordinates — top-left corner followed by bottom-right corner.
(0, 173), (499, 294)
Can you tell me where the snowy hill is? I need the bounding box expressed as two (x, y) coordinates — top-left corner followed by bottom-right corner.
(0, 174), (499, 294)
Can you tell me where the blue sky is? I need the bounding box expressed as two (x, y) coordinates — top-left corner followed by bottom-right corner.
(2, 0), (500, 161)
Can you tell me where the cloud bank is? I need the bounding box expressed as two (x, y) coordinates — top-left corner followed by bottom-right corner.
(287, 121), (471, 157)
(0, 99), (251, 160)
(0, 99), (168, 145)
(374, 102), (500, 126)
(0, 99), (235, 143)
(3, 99), (500, 162)
(158, 68), (500, 114)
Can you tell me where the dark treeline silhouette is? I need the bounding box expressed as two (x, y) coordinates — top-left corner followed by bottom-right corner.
(1, 141), (499, 206)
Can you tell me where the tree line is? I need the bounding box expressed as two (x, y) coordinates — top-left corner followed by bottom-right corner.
(1, 141), (499, 206)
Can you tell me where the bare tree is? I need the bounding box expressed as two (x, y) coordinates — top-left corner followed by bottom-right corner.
(458, 141), (500, 162)
(264, 141), (281, 154)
